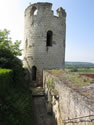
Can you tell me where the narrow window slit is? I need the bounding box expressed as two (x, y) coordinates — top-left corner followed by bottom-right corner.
(46, 31), (53, 46)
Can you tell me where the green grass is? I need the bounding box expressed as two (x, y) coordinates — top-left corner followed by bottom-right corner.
(48, 79), (55, 89)
(48, 69), (94, 86)
(48, 69), (66, 74)
(0, 68), (13, 97)
(64, 73), (93, 86)
(0, 68), (12, 74)
(65, 68), (94, 73)
(78, 68), (94, 73)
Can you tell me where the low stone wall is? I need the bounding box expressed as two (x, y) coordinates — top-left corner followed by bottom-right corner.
(43, 71), (94, 125)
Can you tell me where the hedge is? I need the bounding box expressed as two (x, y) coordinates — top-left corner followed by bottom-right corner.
(0, 68), (32, 125)
(0, 48), (24, 86)
(0, 88), (32, 125)
(0, 69), (13, 97)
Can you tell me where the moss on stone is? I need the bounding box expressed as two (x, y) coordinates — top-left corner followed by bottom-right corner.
(48, 79), (55, 89)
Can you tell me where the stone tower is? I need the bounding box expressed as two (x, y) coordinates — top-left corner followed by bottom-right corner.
(23, 2), (66, 86)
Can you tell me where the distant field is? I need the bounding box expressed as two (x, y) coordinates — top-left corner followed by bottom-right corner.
(78, 68), (94, 73)
(65, 68), (94, 73)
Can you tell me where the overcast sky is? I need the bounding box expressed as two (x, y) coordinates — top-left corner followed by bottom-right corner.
(0, 0), (94, 63)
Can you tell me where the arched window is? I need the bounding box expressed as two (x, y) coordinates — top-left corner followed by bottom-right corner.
(30, 6), (38, 16)
(32, 66), (37, 81)
(46, 31), (53, 46)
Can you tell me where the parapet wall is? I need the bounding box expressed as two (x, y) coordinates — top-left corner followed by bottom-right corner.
(43, 71), (94, 125)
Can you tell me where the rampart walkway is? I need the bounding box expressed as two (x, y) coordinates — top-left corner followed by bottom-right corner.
(31, 87), (57, 125)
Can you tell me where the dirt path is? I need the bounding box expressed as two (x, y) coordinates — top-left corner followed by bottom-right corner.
(31, 87), (57, 125)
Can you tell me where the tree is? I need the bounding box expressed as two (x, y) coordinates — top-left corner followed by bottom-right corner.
(70, 68), (78, 72)
(0, 30), (32, 125)
(0, 29), (24, 86)
(0, 29), (22, 56)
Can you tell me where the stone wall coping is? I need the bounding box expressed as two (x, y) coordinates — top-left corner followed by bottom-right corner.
(43, 70), (94, 112)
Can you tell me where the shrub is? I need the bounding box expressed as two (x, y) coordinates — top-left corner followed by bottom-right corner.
(0, 88), (32, 125)
(0, 49), (32, 125)
(70, 68), (78, 72)
(0, 69), (13, 97)
(0, 69), (32, 125)
(0, 48), (25, 87)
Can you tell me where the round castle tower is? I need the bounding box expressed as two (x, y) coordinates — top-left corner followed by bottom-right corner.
(24, 2), (66, 86)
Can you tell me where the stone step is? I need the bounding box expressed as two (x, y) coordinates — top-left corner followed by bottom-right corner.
(30, 87), (45, 97)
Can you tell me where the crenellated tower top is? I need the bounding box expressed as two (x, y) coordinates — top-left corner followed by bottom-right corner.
(25, 2), (66, 18)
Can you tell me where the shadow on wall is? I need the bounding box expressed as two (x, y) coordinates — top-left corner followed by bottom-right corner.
(32, 95), (58, 125)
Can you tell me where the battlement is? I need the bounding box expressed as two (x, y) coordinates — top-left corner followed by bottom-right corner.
(25, 2), (52, 16)
(25, 2), (66, 18)
(25, 2), (52, 11)
(57, 7), (66, 17)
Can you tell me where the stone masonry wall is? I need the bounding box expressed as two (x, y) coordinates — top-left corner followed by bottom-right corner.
(23, 2), (66, 85)
(43, 71), (94, 125)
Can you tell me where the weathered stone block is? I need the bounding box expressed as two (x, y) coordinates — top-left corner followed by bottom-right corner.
(23, 2), (66, 86)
